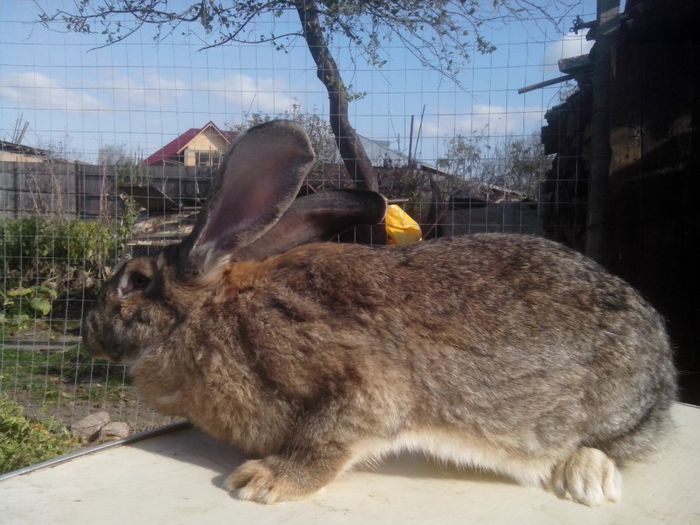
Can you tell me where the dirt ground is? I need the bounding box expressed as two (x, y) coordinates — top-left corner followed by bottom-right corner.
(1, 320), (174, 434)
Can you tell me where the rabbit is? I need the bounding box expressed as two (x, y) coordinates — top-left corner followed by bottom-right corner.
(84, 119), (677, 506)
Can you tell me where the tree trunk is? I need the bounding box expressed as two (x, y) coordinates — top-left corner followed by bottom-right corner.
(295, 0), (378, 192)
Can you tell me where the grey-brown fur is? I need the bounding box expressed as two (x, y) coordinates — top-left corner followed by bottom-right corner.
(84, 121), (676, 505)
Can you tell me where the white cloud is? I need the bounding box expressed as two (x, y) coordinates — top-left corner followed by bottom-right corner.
(92, 73), (189, 109)
(198, 73), (295, 114)
(0, 72), (104, 112)
(0, 70), (299, 121)
(423, 104), (546, 138)
(546, 31), (593, 66)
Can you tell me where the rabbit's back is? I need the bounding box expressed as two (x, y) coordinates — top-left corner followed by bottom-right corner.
(400, 235), (675, 458)
(236, 234), (676, 461)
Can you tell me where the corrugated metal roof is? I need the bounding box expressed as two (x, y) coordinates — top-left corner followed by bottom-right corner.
(333, 135), (440, 172)
(0, 140), (50, 157)
(358, 135), (409, 166)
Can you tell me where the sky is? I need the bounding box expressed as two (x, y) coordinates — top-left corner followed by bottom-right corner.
(0, 0), (596, 165)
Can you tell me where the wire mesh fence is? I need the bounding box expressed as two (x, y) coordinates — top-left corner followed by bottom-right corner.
(5, 0), (674, 451)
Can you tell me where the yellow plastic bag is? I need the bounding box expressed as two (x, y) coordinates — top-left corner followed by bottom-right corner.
(385, 204), (422, 245)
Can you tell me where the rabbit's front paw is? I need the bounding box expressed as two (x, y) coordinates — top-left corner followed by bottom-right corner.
(552, 447), (622, 505)
(226, 456), (326, 504)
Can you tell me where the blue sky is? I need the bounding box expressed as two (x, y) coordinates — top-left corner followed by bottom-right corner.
(0, 0), (595, 164)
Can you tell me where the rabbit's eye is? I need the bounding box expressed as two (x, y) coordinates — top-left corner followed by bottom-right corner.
(128, 271), (151, 292)
(118, 266), (154, 297)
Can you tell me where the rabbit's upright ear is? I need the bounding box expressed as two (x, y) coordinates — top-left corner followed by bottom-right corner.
(179, 120), (315, 278)
(233, 189), (387, 261)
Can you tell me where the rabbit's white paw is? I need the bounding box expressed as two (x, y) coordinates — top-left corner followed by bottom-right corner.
(226, 459), (293, 504)
(552, 447), (622, 505)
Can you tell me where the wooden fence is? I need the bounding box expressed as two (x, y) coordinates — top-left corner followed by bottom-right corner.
(0, 161), (216, 220)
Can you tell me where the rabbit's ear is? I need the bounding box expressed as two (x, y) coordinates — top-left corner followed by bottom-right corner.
(179, 120), (315, 277)
(233, 190), (387, 261)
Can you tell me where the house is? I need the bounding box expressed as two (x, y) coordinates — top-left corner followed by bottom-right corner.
(144, 121), (238, 167)
(0, 140), (49, 163)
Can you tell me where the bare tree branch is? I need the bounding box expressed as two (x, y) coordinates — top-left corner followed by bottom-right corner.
(35, 0), (580, 192)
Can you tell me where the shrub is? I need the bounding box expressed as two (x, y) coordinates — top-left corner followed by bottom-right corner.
(0, 215), (135, 327)
(0, 284), (58, 329)
(0, 394), (77, 474)
(1, 217), (130, 282)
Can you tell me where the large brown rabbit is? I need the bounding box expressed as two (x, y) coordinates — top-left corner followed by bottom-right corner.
(85, 120), (677, 505)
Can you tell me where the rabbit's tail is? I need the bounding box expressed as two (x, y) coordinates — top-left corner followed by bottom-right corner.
(598, 371), (677, 463)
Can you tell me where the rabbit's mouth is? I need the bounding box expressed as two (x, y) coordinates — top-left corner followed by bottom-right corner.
(83, 310), (127, 363)
(85, 336), (135, 366)
(83, 331), (121, 363)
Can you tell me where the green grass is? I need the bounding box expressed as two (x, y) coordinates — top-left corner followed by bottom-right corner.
(0, 344), (129, 407)
(0, 393), (78, 474)
(0, 336), (136, 472)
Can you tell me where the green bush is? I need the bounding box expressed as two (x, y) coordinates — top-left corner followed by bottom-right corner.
(1, 215), (134, 327)
(1, 217), (131, 281)
(1, 284), (58, 329)
(0, 394), (77, 474)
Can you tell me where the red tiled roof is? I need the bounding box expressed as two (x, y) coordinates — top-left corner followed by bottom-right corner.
(144, 128), (199, 166)
(144, 121), (238, 166)
(222, 130), (238, 142)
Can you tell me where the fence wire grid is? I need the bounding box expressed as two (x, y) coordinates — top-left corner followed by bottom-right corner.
(3, 0), (695, 449)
